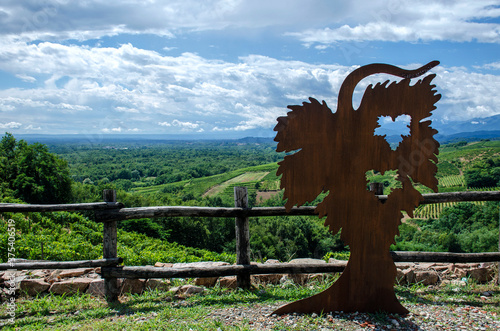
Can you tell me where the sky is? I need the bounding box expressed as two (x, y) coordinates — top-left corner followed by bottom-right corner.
(0, 0), (499, 139)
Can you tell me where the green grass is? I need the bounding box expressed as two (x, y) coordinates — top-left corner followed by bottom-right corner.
(2, 277), (500, 330)
(1, 279), (334, 330)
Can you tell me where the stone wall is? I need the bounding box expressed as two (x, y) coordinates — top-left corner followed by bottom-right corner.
(1, 259), (496, 299)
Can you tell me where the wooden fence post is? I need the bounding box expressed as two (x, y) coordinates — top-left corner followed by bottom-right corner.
(102, 189), (120, 302)
(234, 187), (251, 289)
(369, 182), (384, 195)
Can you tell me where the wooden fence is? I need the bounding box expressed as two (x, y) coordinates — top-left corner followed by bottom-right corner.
(1, 188), (500, 303)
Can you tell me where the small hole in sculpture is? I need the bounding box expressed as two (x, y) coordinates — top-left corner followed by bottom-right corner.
(366, 169), (402, 198)
(374, 115), (411, 150)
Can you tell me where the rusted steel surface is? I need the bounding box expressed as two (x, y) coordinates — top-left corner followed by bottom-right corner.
(273, 61), (441, 315)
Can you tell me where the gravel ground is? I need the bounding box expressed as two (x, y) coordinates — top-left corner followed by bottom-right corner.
(207, 302), (500, 330)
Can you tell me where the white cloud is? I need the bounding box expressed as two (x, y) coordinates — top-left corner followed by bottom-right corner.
(25, 124), (42, 130)
(0, 0), (497, 51)
(172, 120), (200, 130)
(115, 106), (139, 113)
(0, 121), (22, 129)
(0, 34), (498, 134)
(433, 66), (500, 121)
(0, 95), (91, 113)
(288, 1), (500, 45)
(0, 0), (345, 42)
(15, 74), (36, 83)
(480, 62), (500, 70)
(102, 127), (123, 133)
(163, 46), (177, 52)
(379, 114), (411, 124)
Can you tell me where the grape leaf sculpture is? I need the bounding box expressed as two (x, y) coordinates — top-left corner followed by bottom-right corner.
(273, 61), (441, 315)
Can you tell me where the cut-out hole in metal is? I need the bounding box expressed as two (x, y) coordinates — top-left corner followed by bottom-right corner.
(374, 115), (411, 149)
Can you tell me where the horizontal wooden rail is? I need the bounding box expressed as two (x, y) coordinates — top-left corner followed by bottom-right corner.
(390, 251), (500, 263)
(3, 252), (497, 274)
(0, 258), (123, 270)
(94, 206), (318, 222)
(0, 191), (498, 219)
(94, 191), (500, 222)
(416, 191), (500, 204)
(101, 263), (346, 279)
(100, 251), (500, 279)
(0, 202), (123, 212)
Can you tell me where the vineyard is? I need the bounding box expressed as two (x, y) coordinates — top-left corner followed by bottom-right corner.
(438, 175), (466, 188)
(413, 186), (500, 219)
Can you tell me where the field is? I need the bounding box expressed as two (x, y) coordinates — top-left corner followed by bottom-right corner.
(438, 175), (466, 187)
(202, 171), (270, 197)
(413, 187), (500, 220)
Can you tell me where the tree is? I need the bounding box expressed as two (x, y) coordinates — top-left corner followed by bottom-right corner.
(465, 157), (500, 188)
(0, 133), (72, 204)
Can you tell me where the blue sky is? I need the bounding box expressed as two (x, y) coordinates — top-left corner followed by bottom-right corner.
(0, 0), (499, 138)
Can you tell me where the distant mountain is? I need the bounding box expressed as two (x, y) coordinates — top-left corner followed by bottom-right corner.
(236, 136), (275, 144)
(435, 130), (500, 143)
(433, 114), (500, 136)
(14, 113), (500, 146)
(376, 113), (500, 144)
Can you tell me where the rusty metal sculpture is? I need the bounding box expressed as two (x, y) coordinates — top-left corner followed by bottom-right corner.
(273, 61), (441, 315)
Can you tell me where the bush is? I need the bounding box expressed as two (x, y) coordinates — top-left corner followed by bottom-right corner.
(0, 211), (235, 265)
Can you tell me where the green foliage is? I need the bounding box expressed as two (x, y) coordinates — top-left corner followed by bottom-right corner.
(249, 216), (346, 262)
(465, 157), (500, 188)
(0, 210), (102, 262)
(322, 250), (350, 261)
(393, 202), (499, 253)
(0, 210), (235, 265)
(446, 140), (468, 148)
(116, 229), (235, 265)
(0, 133), (72, 203)
(53, 141), (282, 189)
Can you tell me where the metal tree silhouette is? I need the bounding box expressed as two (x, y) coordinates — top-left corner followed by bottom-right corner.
(273, 61), (441, 315)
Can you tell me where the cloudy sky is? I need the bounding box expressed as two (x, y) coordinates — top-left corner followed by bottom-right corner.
(0, 0), (499, 138)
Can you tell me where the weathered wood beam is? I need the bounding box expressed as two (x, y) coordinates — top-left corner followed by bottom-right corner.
(234, 187), (251, 289)
(0, 258), (122, 270)
(94, 190), (500, 222)
(391, 251), (500, 263)
(100, 251), (500, 279)
(100, 263), (346, 279)
(0, 202), (123, 212)
(1, 191), (498, 219)
(94, 206), (318, 222)
(2, 252), (497, 273)
(375, 191), (500, 204)
(420, 191), (500, 204)
(101, 189), (120, 303)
